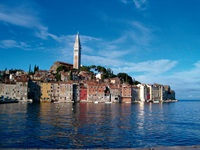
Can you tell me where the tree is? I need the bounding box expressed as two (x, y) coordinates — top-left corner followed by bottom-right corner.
(56, 66), (68, 73)
(90, 65), (96, 72)
(100, 67), (106, 74)
(55, 73), (61, 81)
(96, 65), (102, 72)
(117, 73), (133, 85)
(29, 64), (31, 74)
(80, 66), (90, 72)
(34, 65), (39, 74)
(70, 71), (73, 80)
(133, 80), (141, 85)
(90, 65), (96, 69)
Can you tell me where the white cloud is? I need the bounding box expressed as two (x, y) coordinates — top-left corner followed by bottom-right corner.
(120, 0), (147, 10)
(0, 40), (31, 50)
(82, 54), (122, 67)
(0, 11), (38, 29)
(129, 21), (153, 46)
(133, 61), (200, 99)
(0, 4), (58, 41)
(112, 59), (177, 75)
(120, 0), (129, 4)
(132, 0), (147, 10)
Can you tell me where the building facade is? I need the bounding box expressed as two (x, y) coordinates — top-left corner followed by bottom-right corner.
(40, 82), (51, 102)
(121, 84), (132, 103)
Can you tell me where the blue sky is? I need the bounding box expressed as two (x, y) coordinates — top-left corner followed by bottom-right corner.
(1, 0), (200, 100)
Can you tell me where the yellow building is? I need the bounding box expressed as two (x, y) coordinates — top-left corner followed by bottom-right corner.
(40, 82), (51, 102)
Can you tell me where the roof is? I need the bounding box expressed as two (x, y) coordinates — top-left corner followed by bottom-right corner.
(54, 61), (73, 66)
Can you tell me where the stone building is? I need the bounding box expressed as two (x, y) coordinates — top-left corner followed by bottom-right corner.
(0, 83), (16, 99)
(59, 82), (74, 102)
(50, 61), (73, 73)
(16, 80), (28, 100)
(110, 84), (121, 103)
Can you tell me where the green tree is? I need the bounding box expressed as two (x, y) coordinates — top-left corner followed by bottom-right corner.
(34, 65), (39, 74)
(29, 64), (31, 74)
(100, 67), (106, 74)
(56, 66), (68, 73)
(80, 66), (90, 72)
(55, 73), (61, 81)
(70, 71), (73, 80)
(133, 80), (141, 85)
(117, 73), (133, 84)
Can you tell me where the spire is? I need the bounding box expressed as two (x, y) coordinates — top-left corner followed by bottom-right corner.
(74, 32), (81, 49)
(73, 32), (81, 70)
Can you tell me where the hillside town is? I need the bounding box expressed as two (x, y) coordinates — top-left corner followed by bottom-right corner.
(0, 34), (176, 104)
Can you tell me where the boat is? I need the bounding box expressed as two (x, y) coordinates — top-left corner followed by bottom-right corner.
(153, 100), (160, 103)
(0, 98), (19, 104)
(53, 100), (60, 103)
(19, 99), (33, 103)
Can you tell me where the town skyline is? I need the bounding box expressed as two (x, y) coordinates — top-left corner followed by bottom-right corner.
(1, 0), (200, 100)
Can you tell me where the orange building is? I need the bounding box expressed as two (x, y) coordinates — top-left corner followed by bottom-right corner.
(87, 81), (107, 102)
(40, 82), (51, 102)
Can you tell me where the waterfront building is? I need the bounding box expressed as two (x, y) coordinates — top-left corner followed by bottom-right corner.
(131, 85), (140, 101)
(147, 84), (163, 102)
(109, 84), (121, 103)
(163, 85), (176, 100)
(73, 33), (81, 70)
(0, 83), (4, 97)
(28, 80), (41, 101)
(121, 83), (132, 103)
(73, 83), (80, 102)
(51, 82), (59, 102)
(87, 81), (108, 102)
(80, 83), (87, 101)
(40, 82), (51, 102)
(146, 84), (153, 101)
(137, 84), (148, 102)
(152, 84), (163, 101)
(0, 83), (16, 99)
(16, 80), (28, 100)
(59, 81), (74, 102)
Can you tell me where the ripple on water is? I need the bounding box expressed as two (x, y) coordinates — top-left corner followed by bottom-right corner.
(0, 101), (200, 148)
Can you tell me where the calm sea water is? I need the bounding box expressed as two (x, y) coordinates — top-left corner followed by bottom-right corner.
(0, 101), (200, 149)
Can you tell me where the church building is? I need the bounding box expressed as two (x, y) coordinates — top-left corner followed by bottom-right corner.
(73, 33), (81, 70)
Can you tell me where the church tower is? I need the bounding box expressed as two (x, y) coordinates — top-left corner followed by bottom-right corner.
(73, 33), (81, 70)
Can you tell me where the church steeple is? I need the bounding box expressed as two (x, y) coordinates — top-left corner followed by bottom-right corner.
(73, 33), (81, 70)
(74, 32), (81, 50)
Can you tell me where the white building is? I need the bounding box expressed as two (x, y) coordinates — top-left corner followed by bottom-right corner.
(137, 84), (148, 102)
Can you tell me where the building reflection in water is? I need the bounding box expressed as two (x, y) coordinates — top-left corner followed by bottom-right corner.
(0, 102), (176, 148)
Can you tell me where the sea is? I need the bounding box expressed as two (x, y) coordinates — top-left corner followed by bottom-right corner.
(0, 100), (200, 149)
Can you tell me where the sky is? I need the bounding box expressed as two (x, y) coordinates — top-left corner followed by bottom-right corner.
(0, 0), (200, 100)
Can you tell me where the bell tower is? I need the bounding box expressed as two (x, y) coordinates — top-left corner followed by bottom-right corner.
(73, 33), (81, 70)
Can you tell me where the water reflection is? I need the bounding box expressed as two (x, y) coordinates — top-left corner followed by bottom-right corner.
(1, 101), (200, 148)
